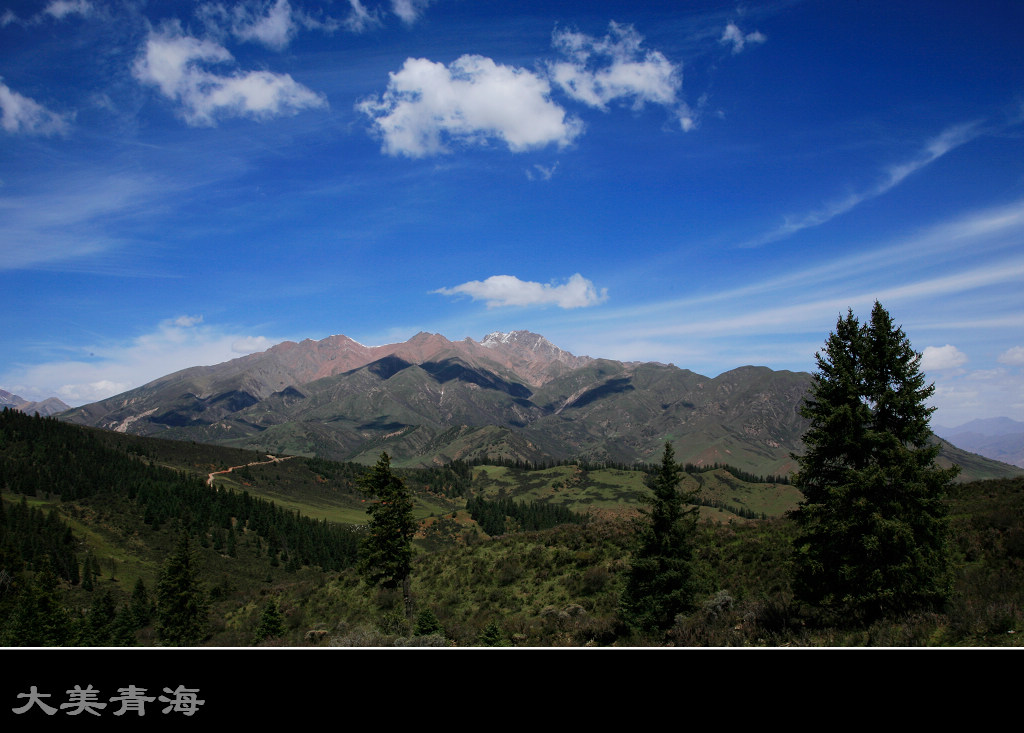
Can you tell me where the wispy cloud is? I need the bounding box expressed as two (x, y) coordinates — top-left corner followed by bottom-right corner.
(433, 273), (608, 309)
(0, 173), (168, 269)
(0, 79), (72, 135)
(43, 0), (93, 21)
(526, 163), (558, 181)
(391, 0), (432, 25)
(745, 121), (985, 247)
(132, 22), (327, 126)
(197, 0), (343, 50)
(357, 55), (582, 157)
(553, 195), (1024, 369)
(576, 198), (1024, 335)
(0, 316), (278, 405)
(598, 256), (1024, 346)
(343, 0), (381, 32)
(2, 0), (93, 25)
(720, 22), (766, 54)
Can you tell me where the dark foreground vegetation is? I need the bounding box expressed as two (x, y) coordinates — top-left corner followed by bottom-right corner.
(1, 406), (1021, 647)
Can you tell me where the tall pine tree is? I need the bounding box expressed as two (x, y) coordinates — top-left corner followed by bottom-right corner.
(358, 453), (416, 606)
(620, 442), (699, 634)
(252, 598), (286, 645)
(791, 302), (957, 623)
(155, 534), (209, 646)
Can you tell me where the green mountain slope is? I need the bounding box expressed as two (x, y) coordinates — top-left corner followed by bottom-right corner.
(4, 408), (1024, 648)
(59, 331), (1024, 482)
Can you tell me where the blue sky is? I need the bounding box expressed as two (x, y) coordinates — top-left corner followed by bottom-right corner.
(1, 0), (1023, 427)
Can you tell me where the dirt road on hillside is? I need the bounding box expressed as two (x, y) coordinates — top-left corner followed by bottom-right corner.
(206, 454), (297, 487)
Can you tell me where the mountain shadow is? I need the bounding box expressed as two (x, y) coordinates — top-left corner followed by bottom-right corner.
(419, 359), (533, 400)
(566, 377), (635, 409)
(366, 355), (414, 381)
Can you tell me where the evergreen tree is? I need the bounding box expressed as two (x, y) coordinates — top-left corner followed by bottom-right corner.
(252, 598), (286, 644)
(77, 589), (117, 646)
(5, 555), (70, 646)
(358, 453), (416, 592)
(109, 605), (139, 647)
(477, 619), (507, 647)
(129, 577), (153, 628)
(790, 302), (957, 623)
(155, 534), (209, 646)
(81, 558), (93, 591)
(620, 442), (699, 633)
(414, 607), (443, 637)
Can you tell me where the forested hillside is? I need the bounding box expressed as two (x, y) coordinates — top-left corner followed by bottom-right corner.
(2, 408), (1022, 647)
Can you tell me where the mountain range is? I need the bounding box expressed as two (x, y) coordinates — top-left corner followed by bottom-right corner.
(934, 418), (1024, 469)
(56, 330), (1023, 479)
(0, 389), (70, 418)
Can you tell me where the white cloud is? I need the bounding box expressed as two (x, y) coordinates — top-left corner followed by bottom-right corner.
(391, 0), (432, 24)
(434, 273), (608, 309)
(230, 0), (296, 50)
(358, 55), (582, 157)
(927, 367), (1024, 425)
(720, 22), (766, 54)
(922, 344), (969, 371)
(549, 22), (689, 128)
(232, 336), (273, 353)
(56, 379), (132, 404)
(198, 0), (343, 48)
(999, 346), (1024, 367)
(132, 23), (327, 126)
(0, 316), (280, 406)
(43, 0), (92, 20)
(0, 79), (72, 136)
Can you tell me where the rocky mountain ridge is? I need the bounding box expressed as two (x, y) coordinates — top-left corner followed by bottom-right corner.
(56, 331), (1023, 479)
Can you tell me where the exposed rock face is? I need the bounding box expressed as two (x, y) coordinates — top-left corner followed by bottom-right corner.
(472, 330), (593, 386)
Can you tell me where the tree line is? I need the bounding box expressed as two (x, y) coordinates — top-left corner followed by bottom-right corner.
(0, 408), (362, 573)
(466, 494), (587, 536)
(465, 454), (789, 485)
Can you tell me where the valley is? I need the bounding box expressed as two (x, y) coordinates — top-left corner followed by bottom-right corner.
(2, 406), (1023, 648)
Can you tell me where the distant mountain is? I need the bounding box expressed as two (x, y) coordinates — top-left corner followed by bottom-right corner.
(0, 389), (70, 417)
(58, 331), (1024, 480)
(935, 418), (1024, 468)
(0, 390), (25, 409)
(58, 330), (589, 432)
